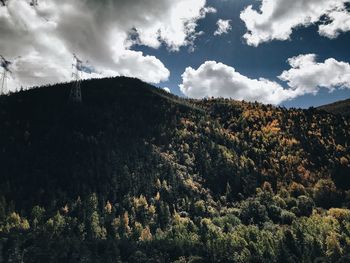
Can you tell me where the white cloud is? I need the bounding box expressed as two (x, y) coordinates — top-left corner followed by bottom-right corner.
(279, 54), (350, 95)
(180, 56), (350, 104)
(240, 0), (350, 46)
(318, 9), (350, 38)
(214, 19), (232, 36)
(180, 61), (295, 104)
(163, 87), (171, 93)
(0, 0), (214, 92)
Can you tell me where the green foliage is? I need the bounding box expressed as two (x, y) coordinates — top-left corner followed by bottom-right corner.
(313, 179), (339, 208)
(0, 77), (349, 262)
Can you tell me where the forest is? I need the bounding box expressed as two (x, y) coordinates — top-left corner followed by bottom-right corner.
(0, 77), (349, 262)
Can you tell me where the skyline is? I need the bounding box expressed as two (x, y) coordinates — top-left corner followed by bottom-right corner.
(1, 0), (350, 108)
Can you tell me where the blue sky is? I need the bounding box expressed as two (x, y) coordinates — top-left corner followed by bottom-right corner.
(1, 0), (350, 108)
(134, 0), (350, 108)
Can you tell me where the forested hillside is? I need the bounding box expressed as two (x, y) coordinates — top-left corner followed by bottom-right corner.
(0, 77), (349, 262)
(317, 98), (350, 117)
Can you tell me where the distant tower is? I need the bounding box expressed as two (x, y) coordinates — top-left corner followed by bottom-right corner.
(30, 0), (38, 6)
(0, 55), (12, 95)
(69, 54), (83, 102)
(0, 0), (8, 7)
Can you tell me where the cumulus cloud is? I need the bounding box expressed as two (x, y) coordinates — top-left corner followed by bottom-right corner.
(180, 61), (295, 104)
(0, 0), (214, 92)
(214, 19), (232, 36)
(279, 54), (350, 95)
(318, 9), (350, 38)
(180, 55), (350, 104)
(240, 0), (350, 46)
(163, 87), (171, 93)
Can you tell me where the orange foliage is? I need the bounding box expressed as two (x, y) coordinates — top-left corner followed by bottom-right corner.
(262, 120), (281, 134)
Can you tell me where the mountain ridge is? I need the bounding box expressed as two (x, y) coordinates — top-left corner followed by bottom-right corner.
(317, 98), (350, 116)
(0, 77), (349, 262)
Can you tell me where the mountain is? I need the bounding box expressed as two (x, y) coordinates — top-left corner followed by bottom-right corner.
(317, 98), (350, 116)
(0, 77), (349, 262)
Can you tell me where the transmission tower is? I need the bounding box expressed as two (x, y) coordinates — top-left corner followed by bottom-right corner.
(69, 54), (83, 102)
(30, 0), (38, 6)
(0, 0), (8, 7)
(0, 55), (12, 95)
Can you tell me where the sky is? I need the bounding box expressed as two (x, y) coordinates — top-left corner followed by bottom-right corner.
(1, 0), (350, 108)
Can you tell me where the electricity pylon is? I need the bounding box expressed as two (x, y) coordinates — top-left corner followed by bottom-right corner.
(0, 55), (12, 95)
(69, 54), (83, 102)
(30, 0), (38, 6)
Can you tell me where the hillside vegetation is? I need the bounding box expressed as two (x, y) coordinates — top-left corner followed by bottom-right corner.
(0, 77), (349, 262)
(317, 98), (350, 117)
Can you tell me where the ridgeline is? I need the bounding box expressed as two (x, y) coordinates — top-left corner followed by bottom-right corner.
(0, 77), (349, 262)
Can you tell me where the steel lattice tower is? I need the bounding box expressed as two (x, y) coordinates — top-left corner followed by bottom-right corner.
(1, 68), (8, 95)
(0, 55), (11, 95)
(69, 55), (83, 102)
(30, 0), (38, 6)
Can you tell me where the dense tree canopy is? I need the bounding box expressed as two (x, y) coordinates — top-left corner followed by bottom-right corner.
(0, 77), (349, 262)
